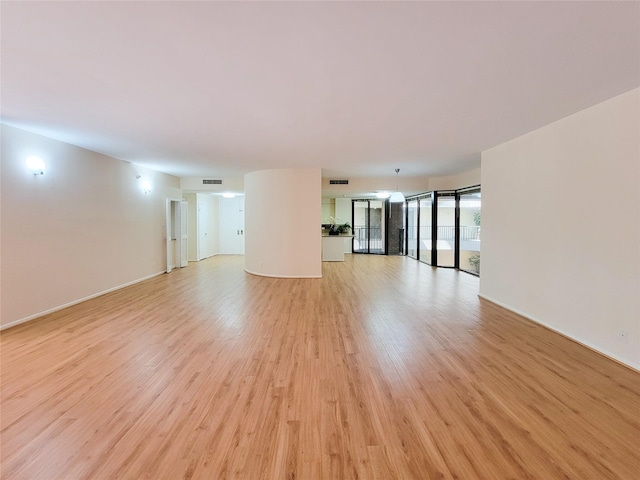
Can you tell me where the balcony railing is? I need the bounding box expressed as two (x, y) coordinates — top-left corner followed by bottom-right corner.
(354, 225), (480, 253)
(353, 227), (383, 252)
(406, 225), (480, 241)
(460, 226), (481, 241)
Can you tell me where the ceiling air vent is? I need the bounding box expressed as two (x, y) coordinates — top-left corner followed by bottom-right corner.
(329, 179), (349, 185)
(202, 179), (222, 185)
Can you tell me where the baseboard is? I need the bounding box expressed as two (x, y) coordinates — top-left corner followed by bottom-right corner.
(244, 268), (322, 279)
(0, 271), (167, 331)
(478, 294), (640, 373)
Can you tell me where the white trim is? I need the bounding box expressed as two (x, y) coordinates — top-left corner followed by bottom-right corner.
(166, 196), (183, 273)
(190, 253), (218, 262)
(0, 271), (166, 331)
(478, 294), (640, 372)
(244, 268), (322, 279)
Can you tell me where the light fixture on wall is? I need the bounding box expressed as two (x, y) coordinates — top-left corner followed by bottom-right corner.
(222, 192), (236, 198)
(389, 168), (405, 203)
(136, 175), (152, 194)
(26, 156), (46, 175)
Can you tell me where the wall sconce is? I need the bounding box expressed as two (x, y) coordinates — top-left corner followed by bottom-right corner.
(136, 175), (152, 194)
(140, 180), (152, 194)
(26, 156), (46, 175)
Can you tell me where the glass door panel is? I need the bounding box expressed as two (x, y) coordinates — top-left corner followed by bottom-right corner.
(407, 200), (418, 258)
(459, 190), (481, 274)
(436, 194), (455, 266)
(419, 195), (432, 264)
(369, 200), (385, 254)
(352, 200), (385, 254)
(353, 201), (369, 253)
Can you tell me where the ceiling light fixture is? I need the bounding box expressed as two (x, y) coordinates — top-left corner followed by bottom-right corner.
(376, 192), (391, 199)
(222, 192), (236, 199)
(389, 168), (405, 203)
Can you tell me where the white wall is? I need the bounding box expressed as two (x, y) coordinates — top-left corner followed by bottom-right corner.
(321, 198), (335, 222)
(322, 175), (430, 198)
(245, 168), (322, 278)
(334, 197), (352, 225)
(183, 193), (198, 261)
(335, 197), (353, 253)
(321, 170), (480, 200)
(429, 167), (481, 191)
(180, 176), (244, 193)
(0, 125), (181, 328)
(480, 88), (639, 369)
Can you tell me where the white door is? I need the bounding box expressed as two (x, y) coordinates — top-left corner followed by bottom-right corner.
(237, 197), (245, 255)
(219, 197), (245, 254)
(166, 199), (173, 273)
(197, 203), (208, 260)
(166, 199), (186, 272)
(180, 201), (188, 267)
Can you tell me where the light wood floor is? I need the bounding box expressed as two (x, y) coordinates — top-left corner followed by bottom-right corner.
(1, 255), (639, 479)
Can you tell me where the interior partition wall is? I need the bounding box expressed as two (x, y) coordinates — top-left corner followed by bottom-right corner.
(244, 168), (322, 278)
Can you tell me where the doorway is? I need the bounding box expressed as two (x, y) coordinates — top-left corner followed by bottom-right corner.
(457, 188), (481, 274)
(435, 193), (456, 267)
(197, 202), (209, 260)
(166, 199), (188, 273)
(219, 196), (245, 254)
(352, 199), (385, 254)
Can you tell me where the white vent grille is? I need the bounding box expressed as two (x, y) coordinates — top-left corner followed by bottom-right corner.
(329, 179), (349, 185)
(203, 179), (222, 185)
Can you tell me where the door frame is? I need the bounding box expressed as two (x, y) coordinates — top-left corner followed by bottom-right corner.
(197, 202), (208, 261)
(219, 196), (245, 255)
(351, 199), (386, 255)
(166, 197), (184, 273)
(180, 201), (188, 267)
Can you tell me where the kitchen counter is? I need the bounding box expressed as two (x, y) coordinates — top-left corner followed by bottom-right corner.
(321, 235), (353, 261)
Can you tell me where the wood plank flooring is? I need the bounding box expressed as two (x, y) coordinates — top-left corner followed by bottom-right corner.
(1, 254), (639, 479)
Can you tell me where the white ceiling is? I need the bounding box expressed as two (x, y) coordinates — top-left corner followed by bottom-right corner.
(2, 1), (638, 182)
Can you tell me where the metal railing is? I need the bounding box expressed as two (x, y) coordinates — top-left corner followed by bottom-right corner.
(406, 225), (480, 242)
(354, 225), (480, 253)
(460, 226), (481, 241)
(353, 227), (383, 252)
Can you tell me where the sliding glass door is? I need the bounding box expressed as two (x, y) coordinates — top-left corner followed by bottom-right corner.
(406, 199), (419, 258)
(436, 193), (456, 267)
(419, 195), (433, 265)
(458, 189), (481, 274)
(352, 186), (480, 274)
(353, 200), (385, 254)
